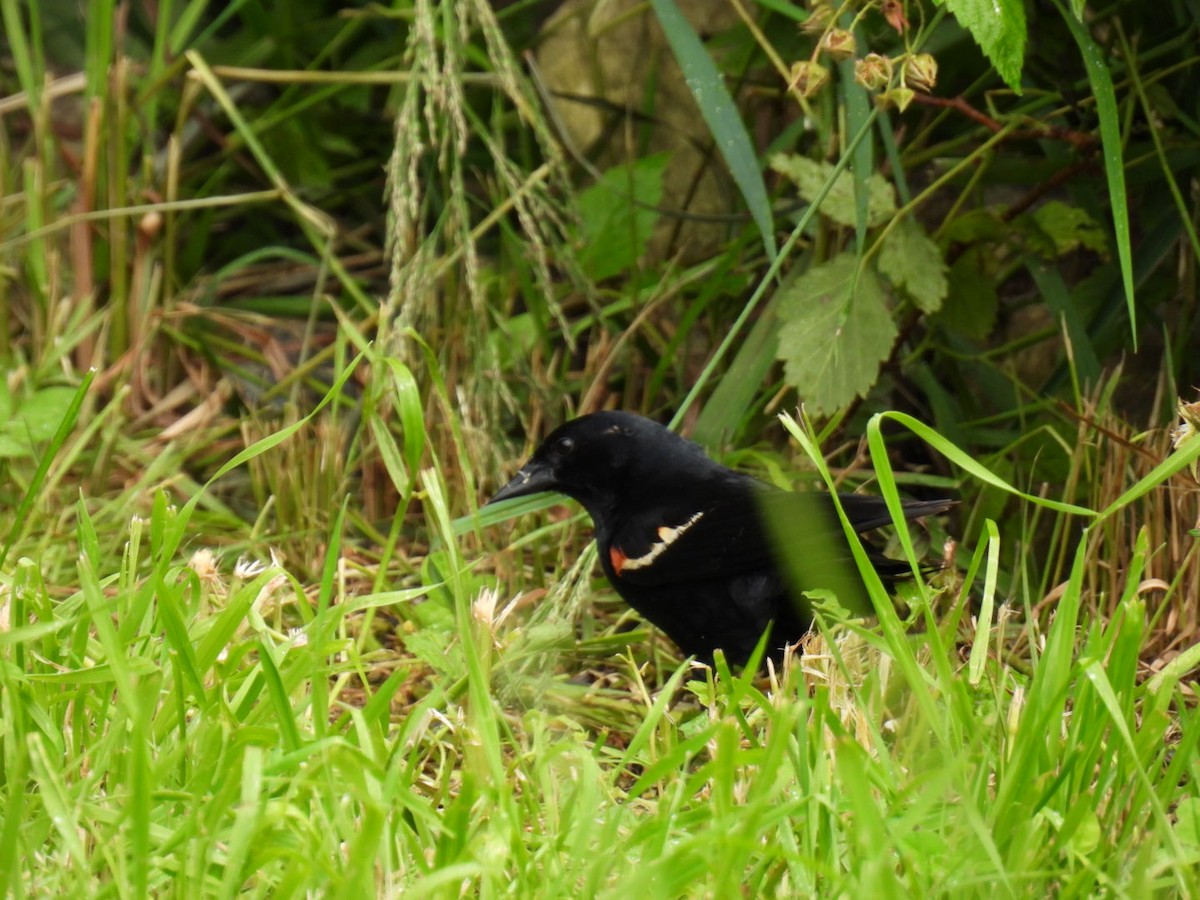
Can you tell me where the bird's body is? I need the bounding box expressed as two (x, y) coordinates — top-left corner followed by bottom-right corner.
(489, 411), (952, 666)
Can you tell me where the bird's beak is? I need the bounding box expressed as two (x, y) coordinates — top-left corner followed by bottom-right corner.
(487, 461), (560, 505)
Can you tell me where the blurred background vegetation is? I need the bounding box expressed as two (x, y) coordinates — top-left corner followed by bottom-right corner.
(3, 0), (1196, 665)
(4, 0), (1200, 894)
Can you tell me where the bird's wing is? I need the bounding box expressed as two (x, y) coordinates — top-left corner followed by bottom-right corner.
(610, 489), (951, 589)
(609, 488), (845, 587)
(835, 494), (956, 534)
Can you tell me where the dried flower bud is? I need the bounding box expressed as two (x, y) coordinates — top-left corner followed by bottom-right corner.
(877, 85), (916, 113)
(882, 0), (909, 35)
(854, 53), (894, 91)
(800, 1), (834, 34)
(1174, 399), (1200, 481)
(137, 211), (163, 251)
(820, 28), (857, 61)
(788, 60), (830, 99)
(903, 53), (938, 93)
(1176, 399), (1200, 444)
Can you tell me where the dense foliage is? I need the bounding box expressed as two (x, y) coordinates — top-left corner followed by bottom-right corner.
(2, 0), (1198, 894)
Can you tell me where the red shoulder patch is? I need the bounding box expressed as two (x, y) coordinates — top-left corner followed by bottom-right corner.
(609, 546), (627, 576)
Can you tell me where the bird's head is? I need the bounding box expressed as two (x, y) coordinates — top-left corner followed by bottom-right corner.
(487, 411), (709, 518)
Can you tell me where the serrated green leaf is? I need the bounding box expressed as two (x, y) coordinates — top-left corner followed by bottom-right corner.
(776, 254), (897, 415)
(877, 218), (948, 313)
(403, 626), (464, 680)
(1030, 200), (1108, 256)
(577, 154), (668, 281)
(942, 0), (1027, 92)
(936, 247), (999, 339)
(770, 155), (896, 229)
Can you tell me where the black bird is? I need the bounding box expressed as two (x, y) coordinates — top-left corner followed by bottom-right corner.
(489, 411), (953, 667)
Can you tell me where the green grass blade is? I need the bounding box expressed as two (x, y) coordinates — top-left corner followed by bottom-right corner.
(256, 639), (303, 753)
(0, 0), (41, 111)
(968, 520), (1001, 686)
(1056, 0), (1136, 344)
(871, 411), (1096, 517)
(838, 18), (873, 252)
(648, 0), (776, 260)
(674, 108), (879, 427)
(25, 733), (89, 870)
(77, 496), (140, 716)
(1095, 428), (1200, 520)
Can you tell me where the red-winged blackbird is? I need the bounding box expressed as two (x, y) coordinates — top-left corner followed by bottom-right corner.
(489, 411), (953, 667)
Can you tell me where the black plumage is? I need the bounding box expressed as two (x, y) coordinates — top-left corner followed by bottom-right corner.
(489, 411), (952, 667)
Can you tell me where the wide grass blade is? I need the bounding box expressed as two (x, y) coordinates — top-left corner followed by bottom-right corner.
(648, 0), (777, 260)
(1056, 0), (1137, 344)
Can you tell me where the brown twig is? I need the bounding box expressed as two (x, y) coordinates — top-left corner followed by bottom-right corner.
(911, 93), (1099, 151)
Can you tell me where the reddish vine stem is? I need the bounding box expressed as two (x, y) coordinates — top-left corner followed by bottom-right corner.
(911, 93), (1099, 150)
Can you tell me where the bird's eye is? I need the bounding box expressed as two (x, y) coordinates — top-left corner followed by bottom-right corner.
(552, 436), (575, 457)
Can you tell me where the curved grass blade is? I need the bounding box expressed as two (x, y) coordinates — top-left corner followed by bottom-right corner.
(1056, 1), (1136, 345)
(648, 0), (776, 259)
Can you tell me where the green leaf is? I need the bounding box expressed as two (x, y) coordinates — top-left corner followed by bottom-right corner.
(1, 371), (94, 571)
(1029, 200), (1108, 256)
(404, 626), (464, 680)
(693, 292), (781, 448)
(0, 432), (24, 459)
(0, 385), (79, 457)
(877, 218), (948, 313)
(936, 247), (999, 339)
(776, 253), (897, 415)
(1027, 259), (1101, 383)
(942, 0), (1027, 92)
(577, 154), (668, 282)
(1064, 809), (1102, 858)
(648, 0), (777, 260)
(770, 154), (896, 229)
(1174, 797), (1200, 849)
(938, 208), (1006, 244)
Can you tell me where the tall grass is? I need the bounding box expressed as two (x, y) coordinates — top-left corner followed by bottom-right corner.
(3, 414), (1198, 893)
